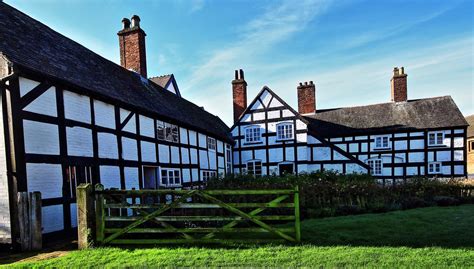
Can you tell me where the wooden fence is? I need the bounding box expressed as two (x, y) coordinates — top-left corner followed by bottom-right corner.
(77, 184), (300, 248)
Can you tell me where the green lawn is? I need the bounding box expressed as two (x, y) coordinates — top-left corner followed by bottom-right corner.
(6, 205), (474, 268)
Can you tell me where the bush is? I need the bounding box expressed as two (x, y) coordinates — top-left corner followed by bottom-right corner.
(206, 171), (473, 218)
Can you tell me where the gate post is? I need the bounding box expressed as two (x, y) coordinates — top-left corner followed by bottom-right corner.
(77, 183), (95, 249)
(294, 185), (301, 242)
(30, 192), (42, 250)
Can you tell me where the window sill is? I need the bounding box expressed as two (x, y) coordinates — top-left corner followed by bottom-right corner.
(244, 142), (263, 146)
(428, 144), (447, 148)
(373, 147), (391, 151)
(276, 139), (294, 142)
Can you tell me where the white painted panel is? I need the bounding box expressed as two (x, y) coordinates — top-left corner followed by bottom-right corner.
(395, 141), (407, 150)
(191, 169), (199, 182)
(394, 167), (403, 176)
(407, 167), (418, 176)
(269, 148), (283, 162)
(313, 147), (331, 161)
(323, 164), (343, 172)
(411, 132), (423, 137)
(124, 167), (139, 190)
(218, 156), (224, 168)
(199, 150), (209, 169)
(254, 149), (266, 162)
(182, 169), (191, 183)
(100, 166), (121, 189)
(122, 138), (138, 161)
(349, 143), (358, 153)
(268, 110), (280, 119)
(333, 151), (348, 161)
(0, 96), (10, 243)
(285, 147), (295, 161)
(428, 152), (434, 162)
(67, 127), (93, 157)
(120, 109), (136, 133)
(139, 115), (154, 138)
(250, 99), (264, 110)
(282, 110), (293, 117)
(307, 136), (321, 144)
(63, 90), (91, 123)
(307, 164), (322, 173)
(158, 144), (170, 163)
(26, 163), (62, 199)
(209, 151), (217, 169)
(198, 133), (207, 148)
(436, 151), (450, 161)
(241, 150), (253, 163)
(70, 203), (77, 228)
(42, 205), (64, 233)
(395, 133), (407, 137)
(453, 137), (464, 147)
(217, 140), (223, 153)
(269, 98), (283, 108)
(141, 141), (156, 162)
(454, 165), (464, 175)
(454, 150), (464, 161)
(355, 136), (367, 140)
(346, 163), (367, 173)
(93, 100), (115, 129)
(253, 112), (265, 121)
(171, 146), (180, 164)
(24, 87), (57, 117)
(189, 131), (197, 146)
(360, 143), (368, 152)
(410, 140), (424, 149)
(241, 114), (251, 122)
(331, 138), (342, 142)
(19, 77), (40, 97)
(180, 128), (188, 144)
(98, 132), (118, 159)
(408, 152), (424, 162)
(232, 151), (240, 164)
(23, 120), (59, 155)
(336, 144), (347, 151)
(181, 148), (190, 164)
(442, 165), (451, 175)
(260, 90), (272, 107)
(190, 148), (198, 164)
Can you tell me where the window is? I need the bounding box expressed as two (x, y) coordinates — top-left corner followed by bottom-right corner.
(428, 162), (442, 174)
(367, 159), (382, 176)
(469, 140), (474, 152)
(245, 126), (261, 144)
(156, 120), (179, 143)
(276, 123), (293, 141)
(201, 170), (217, 182)
(278, 163), (294, 176)
(374, 136), (390, 149)
(225, 144), (232, 173)
(247, 160), (262, 177)
(207, 137), (216, 151)
(160, 168), (181, 187)
(428, 131), (444, 146)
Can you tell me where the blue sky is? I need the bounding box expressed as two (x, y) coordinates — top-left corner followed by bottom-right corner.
(6, 0), (473, 125)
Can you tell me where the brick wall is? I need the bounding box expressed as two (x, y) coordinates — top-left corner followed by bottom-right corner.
(391, 67), (407, 102)
(297, 81), (316, 114)
(118, 27), (147, 78)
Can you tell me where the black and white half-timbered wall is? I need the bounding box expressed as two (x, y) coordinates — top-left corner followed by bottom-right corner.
(231, 67), (468, 182)
(0, 3), (232, 244)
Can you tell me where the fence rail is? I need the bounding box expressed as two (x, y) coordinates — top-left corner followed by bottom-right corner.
(77, 184), (301, 248)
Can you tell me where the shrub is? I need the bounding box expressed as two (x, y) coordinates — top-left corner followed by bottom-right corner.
(433, 196), (461, 207)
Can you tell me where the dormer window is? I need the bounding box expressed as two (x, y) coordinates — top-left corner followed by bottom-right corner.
(428, 131), (444, 146)
(374, 135), (390, 149)
(245, 126), (261, 144)
(276, 122), (293, 141)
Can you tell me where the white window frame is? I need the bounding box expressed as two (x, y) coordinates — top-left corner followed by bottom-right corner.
(246, 160), (262, 177)
(276, 122), (294, 141)
(374, 135), (390, 149)
(159, 168), (181, 187)
(428, 162), (442, 174)
(225, 144), (232, 173)
(201, 170), (217, 182)
(367, 158), (383, 176)
(244, 126), (262, 144)
(428, 131), (444, 147)
(207, 137), (216, 151)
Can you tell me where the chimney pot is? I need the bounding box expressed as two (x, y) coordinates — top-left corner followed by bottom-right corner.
(299, 82), (303, 86)
(234, 70), (238, 80)
(131, 15), (140, 28)
(122, 18), (130, 29)
(239, 69), (244, 80)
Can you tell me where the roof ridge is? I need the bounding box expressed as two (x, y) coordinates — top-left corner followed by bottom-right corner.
(149, 74), (173, 79)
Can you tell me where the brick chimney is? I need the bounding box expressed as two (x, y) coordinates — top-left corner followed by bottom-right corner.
(117, 15), (147, 78)
(232, 69), (247, 123)
(297, 81), (316, 114)
(390, 67), (407, 102)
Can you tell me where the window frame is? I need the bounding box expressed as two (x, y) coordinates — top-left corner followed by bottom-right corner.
(225, 144), (232, 173)
(156, 120), (179, 143)
(207, 137), (217, 151)
(201, 170), (217, 182)
(276, 122), (294, 141)
(244, 126), (262, 144)
(428, 162), (442, 174)
(468, 140), (474, 152)
(159, 168), (181, 187)
(246, 160), (263, 177)
(374, 135), (390, 149)
(367, 158), (383, 176)
(427, 131), (445, 147)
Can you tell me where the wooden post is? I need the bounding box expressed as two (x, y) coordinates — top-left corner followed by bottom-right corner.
(30, 192), (42, 250)
(17, 192), (30, 251)
(77, 183), (95, 249)
(95, 184), (105, 245)
(294, 186), (301, 243)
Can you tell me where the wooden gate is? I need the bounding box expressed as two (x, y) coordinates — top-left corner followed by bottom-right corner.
(77, 184), (300, 247)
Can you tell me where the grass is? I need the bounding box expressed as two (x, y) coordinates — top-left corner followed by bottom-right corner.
(5, 205), (474, 268)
